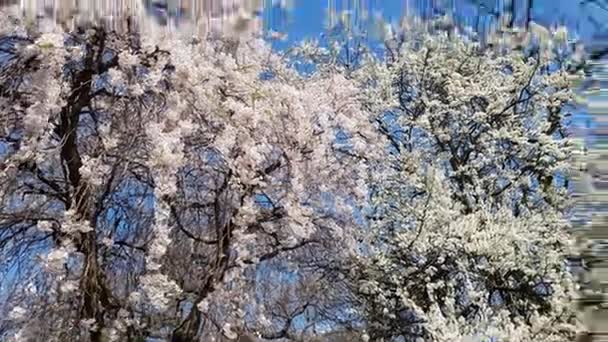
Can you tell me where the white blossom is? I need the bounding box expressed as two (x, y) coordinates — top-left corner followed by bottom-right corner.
(43, 245), (71, 273)
(222, 323), (238, 340)
(35, 32), (64, 48)
(8, 306), (27, 321)
(118, 50), (139, 68)
(139, 273), (182, 312)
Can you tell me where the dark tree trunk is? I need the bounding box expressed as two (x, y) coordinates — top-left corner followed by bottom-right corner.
(56, 26), (117, 342)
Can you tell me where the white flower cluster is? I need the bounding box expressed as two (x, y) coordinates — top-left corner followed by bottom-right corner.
(8, 306), (27, 321)
(146, 202), (171, 271)
(118, 50), (139, 68)
(107, 67), (125, 87)
(34, 32), (64, 49)
(138, 273), (182, 312)
(61, 209), (93, 234)
(43, 243), (74, 274)
(79, 155), (111, 187)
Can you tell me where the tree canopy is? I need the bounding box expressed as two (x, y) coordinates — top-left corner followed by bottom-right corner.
(0, 10), (585, 342)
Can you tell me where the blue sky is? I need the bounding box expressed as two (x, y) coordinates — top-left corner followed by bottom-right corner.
(259, 0), (605, 49)
(262, 0), (404, 51)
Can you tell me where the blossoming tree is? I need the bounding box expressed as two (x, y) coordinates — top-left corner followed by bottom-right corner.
(0, 8), (585, 342)
(347, 17), (584, 341)
(0, 12), (385, 341)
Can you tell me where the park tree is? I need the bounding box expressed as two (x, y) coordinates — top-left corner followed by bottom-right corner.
(0, 6), (586, 342)
(0, 10), (384, 341)
(344, 16), (584, 342)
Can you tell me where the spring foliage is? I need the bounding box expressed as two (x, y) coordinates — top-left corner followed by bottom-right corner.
(0, 11), (582, 342)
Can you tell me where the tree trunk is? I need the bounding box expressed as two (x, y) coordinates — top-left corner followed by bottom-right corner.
(57, 26), (115, 342)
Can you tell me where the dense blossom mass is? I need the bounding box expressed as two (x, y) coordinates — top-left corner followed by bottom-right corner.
(0, 8), (585, 342)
